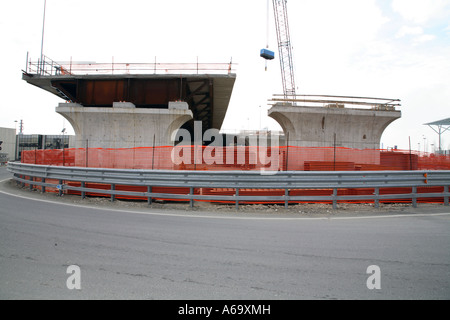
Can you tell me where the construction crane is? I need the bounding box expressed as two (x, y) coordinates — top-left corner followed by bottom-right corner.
(261, 0), (297, 101)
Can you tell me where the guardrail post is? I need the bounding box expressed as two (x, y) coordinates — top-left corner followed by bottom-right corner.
(29, 176), (34, 191)
(58, 180), (63, 197)
(285, 189), (289, 209)
(148, 186), (152, 206)
(235, 188), (240, 210)
(81, 182), (86, 199)
(42, 178), (46, 194)
(374, 188), (380, 208)
(412, 187), (417, 208)
(444, 186), (449, 206)
(189, 187), (194, 208)
(111, 184), (116, 202)
(332, 188), (337, 210)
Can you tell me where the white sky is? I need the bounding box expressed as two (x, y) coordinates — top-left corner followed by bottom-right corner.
(1, 0), (449, 151)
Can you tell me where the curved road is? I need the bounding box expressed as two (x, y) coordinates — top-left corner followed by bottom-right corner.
(0, 166), (449, 300)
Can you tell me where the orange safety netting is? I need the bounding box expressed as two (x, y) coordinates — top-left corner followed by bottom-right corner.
(18, 146), (450, 205)
(21, 146), (450, 171)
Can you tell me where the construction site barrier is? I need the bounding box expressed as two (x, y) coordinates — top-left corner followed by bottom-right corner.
(7, 162), (450, 209)
(21, 146), (450, 171)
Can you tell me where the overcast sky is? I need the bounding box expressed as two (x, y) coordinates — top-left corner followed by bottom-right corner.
(1, 0), (449, 151)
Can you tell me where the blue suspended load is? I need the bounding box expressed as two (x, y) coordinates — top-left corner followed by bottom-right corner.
(260, 48), (275, 60)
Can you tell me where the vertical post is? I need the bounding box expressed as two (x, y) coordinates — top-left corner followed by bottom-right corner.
(81, 182), (85, 199)
(444, 186), (449, 206)
(111, 184), (115, 202)
(40, 0), (47, 75)
(332, 188), (338, 210)
(42, 178), (46, 194)
(148, 186), (152, 206)
(111, 184), (116, 202)
(374, 187), (380, 209)
(285, 132), (290, 171)
(412, 187), (417, 208)
(29, 176), (34, 191)
(86, 139), (89, 168)
(189, 187), (194, 208)
(26, 51), (29, 73)
(58, 179), (63, 197)
(15, 134), (18, 161)
(285, 188), (289, 209)
(333, 133), (337, 171)
(235, 188), (240, 210)
(409, 136), (413, 170)
(152, 134), (156, 170)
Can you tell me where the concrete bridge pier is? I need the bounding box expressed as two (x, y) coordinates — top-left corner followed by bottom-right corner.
(57, 102), (193, 149)
(268, 103), (401, 149)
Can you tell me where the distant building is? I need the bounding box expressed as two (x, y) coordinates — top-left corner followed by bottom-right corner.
(0, 127), (16, 164)
(15, 134), (75, 160)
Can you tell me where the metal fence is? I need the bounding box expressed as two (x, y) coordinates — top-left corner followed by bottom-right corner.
(7, 162), (450, 210)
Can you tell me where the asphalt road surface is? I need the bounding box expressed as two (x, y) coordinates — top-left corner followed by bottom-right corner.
(1, 166), (449, 300)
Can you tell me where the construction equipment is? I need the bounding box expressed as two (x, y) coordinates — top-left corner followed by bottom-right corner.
(261, 0), (297, 100)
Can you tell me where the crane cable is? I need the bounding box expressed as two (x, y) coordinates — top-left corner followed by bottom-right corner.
(265, 0), (270, 71)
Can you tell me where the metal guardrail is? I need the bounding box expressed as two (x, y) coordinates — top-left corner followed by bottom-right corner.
(7, 162), (450, 210)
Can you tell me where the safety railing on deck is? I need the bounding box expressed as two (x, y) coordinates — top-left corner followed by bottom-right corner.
(270, 94), (401, 111)
(7, 162), (450, 210)
(25, 55), (236, 76)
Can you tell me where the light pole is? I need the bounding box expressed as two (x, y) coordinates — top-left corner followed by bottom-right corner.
(62, 127), (66, 166)
(40, 0), (47, 74)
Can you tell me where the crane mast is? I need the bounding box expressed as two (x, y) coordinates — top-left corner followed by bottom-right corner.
(272, 0), (296, 101)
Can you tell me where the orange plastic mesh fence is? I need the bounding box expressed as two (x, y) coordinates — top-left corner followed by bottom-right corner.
(22, 146), (450, 171)
(19, 147), (450, 204)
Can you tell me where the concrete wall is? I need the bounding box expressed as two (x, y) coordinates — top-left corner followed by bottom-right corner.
(0, 127), (16, 163)
(57, 103), (193, 149)
(269, 103), (401, 149)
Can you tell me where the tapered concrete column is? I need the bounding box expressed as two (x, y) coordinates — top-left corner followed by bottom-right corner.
(269, 103), (401, 149)
(57, 102), (193, 149)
